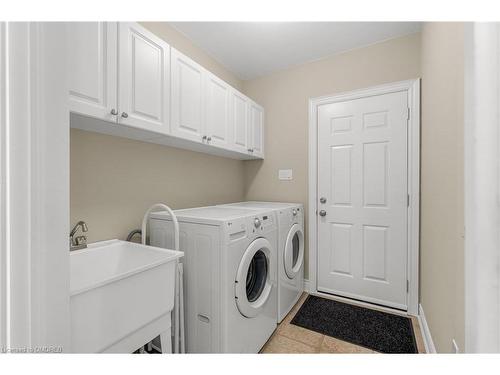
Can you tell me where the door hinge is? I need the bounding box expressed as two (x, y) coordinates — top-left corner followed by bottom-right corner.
(407, 280), (410, 293)
(407, 107), (410, 121)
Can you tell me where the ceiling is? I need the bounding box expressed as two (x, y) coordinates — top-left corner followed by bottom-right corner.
(169, 22), (422, 80)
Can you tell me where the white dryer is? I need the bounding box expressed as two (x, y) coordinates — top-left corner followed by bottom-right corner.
(220, 202), (305, 322)
(149, 206), (278, 353)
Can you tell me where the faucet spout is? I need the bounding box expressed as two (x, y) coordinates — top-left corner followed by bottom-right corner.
(70, 221), (88, 251)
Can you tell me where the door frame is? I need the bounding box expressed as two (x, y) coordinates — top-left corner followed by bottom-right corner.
(0, 22), (70, 351)
(308, 79), (421, 316)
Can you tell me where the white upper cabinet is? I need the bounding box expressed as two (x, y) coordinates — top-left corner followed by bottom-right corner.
(204, 72), (231, 148)
(68, 22), (117, 121)
(68, 22), (264, 160)
(248, 101), (264, 158)
(118, 23), (170, 135)
(171, 48), (205, 142)
(230, 90), (249, 154)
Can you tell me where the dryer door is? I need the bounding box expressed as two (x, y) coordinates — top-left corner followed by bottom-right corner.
(284, 224), (304, 279)
(235, 238), (273, 318)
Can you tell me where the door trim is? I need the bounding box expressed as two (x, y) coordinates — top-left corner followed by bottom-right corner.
(308, 79), (421, 316)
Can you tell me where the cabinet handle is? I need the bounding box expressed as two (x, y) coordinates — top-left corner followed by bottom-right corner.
(247, 148), (252, 153)
(202, 135), (207, 141)
(207, 136), (212, 142)
(110, 109), (118, 116)
(121, 112), (128, 118)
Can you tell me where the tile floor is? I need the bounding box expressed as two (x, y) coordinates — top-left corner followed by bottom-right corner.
(260, 293), (426, 354)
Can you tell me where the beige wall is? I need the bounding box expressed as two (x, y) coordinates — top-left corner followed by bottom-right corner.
(420, 22), (465, 353)
(242, 33), (422, 277)
(71, 23), (245, 242)
(71, 129), (245, 242)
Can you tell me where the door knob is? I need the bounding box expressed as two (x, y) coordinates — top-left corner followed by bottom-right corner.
(319, 210), (327, 217)
(110, 108), (118, 116)
(121, 112), (128, 118)
(320, 197), (327, 204)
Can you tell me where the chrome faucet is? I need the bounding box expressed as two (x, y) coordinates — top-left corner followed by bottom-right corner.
(70, 221), (88, 251)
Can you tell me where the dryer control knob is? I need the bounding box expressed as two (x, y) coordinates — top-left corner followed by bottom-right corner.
(254, 218), (261, 228)
(292, 209), (297, 216)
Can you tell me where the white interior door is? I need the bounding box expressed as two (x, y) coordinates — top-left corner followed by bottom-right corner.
(317, 91), (408, 310)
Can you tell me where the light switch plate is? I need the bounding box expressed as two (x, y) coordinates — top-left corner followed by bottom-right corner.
(278, 169), (293, 180)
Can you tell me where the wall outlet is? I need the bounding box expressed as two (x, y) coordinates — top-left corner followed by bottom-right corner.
(278, 169), (293, 181)
(452, 339), (459, 353)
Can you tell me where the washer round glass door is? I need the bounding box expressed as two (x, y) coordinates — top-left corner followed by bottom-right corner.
(284, 224), (304, 279)
(235, 238), (273, 318)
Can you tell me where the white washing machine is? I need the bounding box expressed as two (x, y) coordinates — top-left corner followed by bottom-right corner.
(149, 206), (278, 353)
(219, 202), (304, 322)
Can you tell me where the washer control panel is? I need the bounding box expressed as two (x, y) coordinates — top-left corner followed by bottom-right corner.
(250, 212), (275, 233)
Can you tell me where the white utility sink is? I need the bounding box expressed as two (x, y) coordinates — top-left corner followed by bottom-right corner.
(70, 239), (183, 353)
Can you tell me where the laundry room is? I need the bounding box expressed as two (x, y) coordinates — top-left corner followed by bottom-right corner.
(66, 20), (435, 355)
(3, 2), (500, 374)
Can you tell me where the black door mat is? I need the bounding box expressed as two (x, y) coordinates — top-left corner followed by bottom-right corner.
(291, 295), (418, 353)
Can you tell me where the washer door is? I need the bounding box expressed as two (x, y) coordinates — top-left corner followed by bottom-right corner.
(284, 224), (304, 279)
(235, 238), (273, 318)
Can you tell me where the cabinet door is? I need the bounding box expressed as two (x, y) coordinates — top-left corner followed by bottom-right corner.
(248, 101), (264, 158)
(171, 48), (205, 143)
(204, 72), (231, 148)
(68, 22), (117, 121)
(230, 90), (249, 153)
(118, 22), (170, 135)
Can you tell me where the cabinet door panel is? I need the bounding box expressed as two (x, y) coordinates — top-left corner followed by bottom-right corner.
(171, 48), (205, 142)
(249, 102), (264, 158)
(68, 22), (117, 121)
(205, 73), (230, 148)
(230, 91), (248, 153)
(119, 22), (170, 134)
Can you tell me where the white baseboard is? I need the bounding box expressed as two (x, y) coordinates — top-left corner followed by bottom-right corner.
(303, 279), (310, 293)
(418, 304), (436, 353)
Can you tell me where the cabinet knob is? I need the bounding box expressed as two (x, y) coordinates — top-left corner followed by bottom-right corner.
(207, 136), (212, 142)
(202, 135), (207, 141)
(110, 108), (118, 116)
(247, 148), (252, 152)
(121, 112), (128, 118)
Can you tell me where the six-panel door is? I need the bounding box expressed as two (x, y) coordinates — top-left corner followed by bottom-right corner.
(68, 22), (118, 122)
(317, 91), (408, 310)
(118, 22), (170, 135)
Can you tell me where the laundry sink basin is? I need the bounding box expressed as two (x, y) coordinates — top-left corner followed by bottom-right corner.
(70, 239), (183, 353)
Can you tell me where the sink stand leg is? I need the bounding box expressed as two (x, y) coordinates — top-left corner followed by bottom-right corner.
(160, 328), (172, 354)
